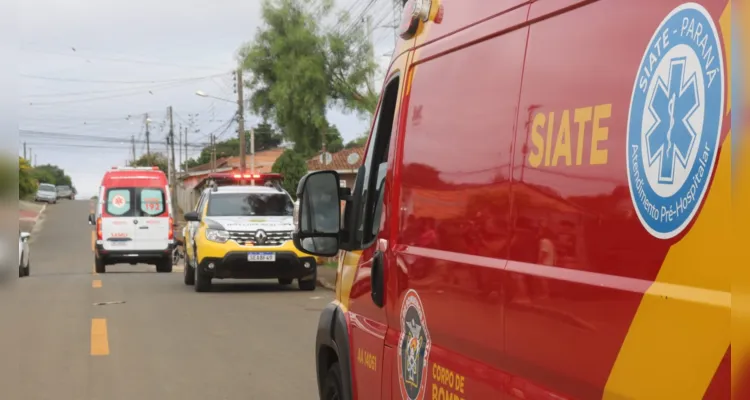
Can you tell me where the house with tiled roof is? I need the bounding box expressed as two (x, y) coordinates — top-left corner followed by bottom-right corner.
(307, 146), (365, 189)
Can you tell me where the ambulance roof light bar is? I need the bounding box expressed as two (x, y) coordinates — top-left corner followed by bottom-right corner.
(111, 166), (161, 171)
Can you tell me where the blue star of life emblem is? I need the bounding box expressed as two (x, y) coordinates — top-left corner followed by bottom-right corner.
(626, 3), (724, 239)
(646, 58), (700, 184)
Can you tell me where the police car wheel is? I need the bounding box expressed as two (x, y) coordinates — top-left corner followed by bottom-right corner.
(194, 260), (211, 292)
(183, 256), (195, 285)
(322, 362), (343, 400)
(299, 278), (316, 291)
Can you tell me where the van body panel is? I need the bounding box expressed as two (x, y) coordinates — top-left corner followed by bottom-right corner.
(322, 0), (732, 399)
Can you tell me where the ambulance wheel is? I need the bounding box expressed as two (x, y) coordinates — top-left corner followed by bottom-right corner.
(95, 256), (106, 274)
(278, 278), (293, 285)
(322, 362), (344, 400)
(156, 257), (172, 273)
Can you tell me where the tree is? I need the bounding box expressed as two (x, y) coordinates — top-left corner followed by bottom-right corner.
(239, 0), (377, 156)
(271, 149), (308, 198)
(32, 164), (72, 186)
(130, 153), (168, 174)
(254, 122), (284, 151)
(345, 135), (368, 149)
(325, 124), (344, 153)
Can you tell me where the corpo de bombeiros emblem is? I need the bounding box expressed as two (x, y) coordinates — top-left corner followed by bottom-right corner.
(397, 289), (431, 400)
(626, 2), (725, 240)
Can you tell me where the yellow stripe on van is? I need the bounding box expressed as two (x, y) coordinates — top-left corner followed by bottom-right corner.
(604, 4), (732, 399)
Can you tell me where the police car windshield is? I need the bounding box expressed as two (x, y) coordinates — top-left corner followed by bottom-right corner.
(207, 193), (293, 217)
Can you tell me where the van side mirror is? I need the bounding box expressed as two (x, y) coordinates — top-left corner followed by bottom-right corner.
(292, 171), (341, 257)
(184, 211), (201, 222)
(88, 214), (95, 225)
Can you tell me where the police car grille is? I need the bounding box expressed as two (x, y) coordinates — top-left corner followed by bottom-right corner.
(228, 231), (292, 246)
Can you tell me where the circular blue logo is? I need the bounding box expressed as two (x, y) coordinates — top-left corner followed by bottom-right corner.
(626, 3), (725, 239)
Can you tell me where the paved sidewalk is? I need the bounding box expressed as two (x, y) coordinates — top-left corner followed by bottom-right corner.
(19, 201), (46, 234)
(317, 266), (337, 290)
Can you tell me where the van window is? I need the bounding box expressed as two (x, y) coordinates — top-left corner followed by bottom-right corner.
(106, 189), (133, 217)
(140, 189), (166, 216)
(357, 76), (400, 244)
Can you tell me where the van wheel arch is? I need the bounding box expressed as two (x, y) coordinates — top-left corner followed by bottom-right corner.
(316, 304), (354, 400)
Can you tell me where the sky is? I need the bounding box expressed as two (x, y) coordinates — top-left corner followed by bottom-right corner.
(17, 0), (400, 198)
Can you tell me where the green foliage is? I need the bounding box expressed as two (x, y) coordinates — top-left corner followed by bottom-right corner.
(32, 164), (72, 186)
(345, 135), (368, 149)
(129, 153), (168, 174)
(271, 149), (309, 198)
(325, 124), (344, 153)
(15, 158), (75, 199)
(239, 0), (377, 156)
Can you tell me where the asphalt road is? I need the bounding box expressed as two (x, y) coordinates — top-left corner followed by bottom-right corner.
(0, 200), (332, 400)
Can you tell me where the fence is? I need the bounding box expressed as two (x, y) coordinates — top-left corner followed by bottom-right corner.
(174, 182), (197, 215)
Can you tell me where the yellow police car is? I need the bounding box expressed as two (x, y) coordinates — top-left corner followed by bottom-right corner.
(182, 174), (318, 292)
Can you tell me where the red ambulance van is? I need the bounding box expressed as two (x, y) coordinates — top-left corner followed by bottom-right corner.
(90, 166), (175, 273)
(293, 0), (732, 399)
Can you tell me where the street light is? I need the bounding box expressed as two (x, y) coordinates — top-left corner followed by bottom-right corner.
(194, 90), (235, 104)
(195, 87), (254, 182)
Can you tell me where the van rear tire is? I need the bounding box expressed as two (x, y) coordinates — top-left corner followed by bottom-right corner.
(95, 257), (106, 274)
(156, 257), (173, 273)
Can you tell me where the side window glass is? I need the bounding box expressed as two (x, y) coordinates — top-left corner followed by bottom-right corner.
(106, 189), (133, 217)
(139, 189), (165, 216)
(358, 76), (400, 244)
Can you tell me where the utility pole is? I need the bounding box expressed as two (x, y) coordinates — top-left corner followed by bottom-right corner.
(145, 113), (151, 158)
(23, 142), (27, 160)
(178, 125), (183, 173)
(131, 135), (136, 164)
(184, 126), (189, 172)
(236, 68), (248, 184)
(168, 106), (178, 217)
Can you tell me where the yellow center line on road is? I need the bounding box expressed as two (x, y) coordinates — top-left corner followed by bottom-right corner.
(90, 318), (109, 356)
(92, 280), (102, 288)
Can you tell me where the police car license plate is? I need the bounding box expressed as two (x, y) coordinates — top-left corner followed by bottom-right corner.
(248, 252), (275, 262)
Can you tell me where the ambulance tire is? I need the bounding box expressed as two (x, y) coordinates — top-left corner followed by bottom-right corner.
(95, 256), (106, 274)
(322, 362), (344, 400)
(156, 257), (172, 273)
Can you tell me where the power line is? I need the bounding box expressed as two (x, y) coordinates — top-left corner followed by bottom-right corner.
(22, 48), (228, 71)
(23, 74), (228, 99)
(25, 78), (218, 106)
(20, 72), (228, 85)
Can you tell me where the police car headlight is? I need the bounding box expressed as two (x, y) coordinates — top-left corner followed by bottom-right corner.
(205, 229), (229, 243)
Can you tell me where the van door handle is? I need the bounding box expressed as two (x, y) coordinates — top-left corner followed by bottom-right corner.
(371, 250), (385, 308)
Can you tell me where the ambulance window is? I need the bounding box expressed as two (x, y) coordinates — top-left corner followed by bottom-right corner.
(359, 75), (399, 244)
(138, 189), (166, 217)
(106, 188), (133, 217)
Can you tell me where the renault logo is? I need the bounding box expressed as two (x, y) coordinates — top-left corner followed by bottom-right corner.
(255, 230), (267, 245)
